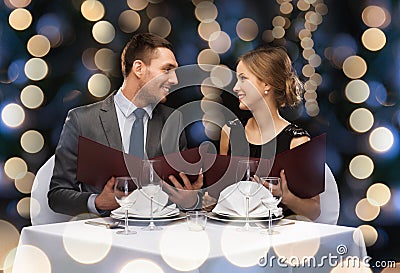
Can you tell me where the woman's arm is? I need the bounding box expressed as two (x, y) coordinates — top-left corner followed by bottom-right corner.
(219, 125), (231, 155)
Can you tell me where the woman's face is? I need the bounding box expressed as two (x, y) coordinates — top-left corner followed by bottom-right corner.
(233, 61), (267, 111)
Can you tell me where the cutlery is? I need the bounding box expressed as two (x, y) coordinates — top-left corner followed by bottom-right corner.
(255, 221), (295, 229)
(85, 220), (122, 229)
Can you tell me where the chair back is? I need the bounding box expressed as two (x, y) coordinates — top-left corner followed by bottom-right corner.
(314, 164), (340, 225)
(30, 155), (71, 225)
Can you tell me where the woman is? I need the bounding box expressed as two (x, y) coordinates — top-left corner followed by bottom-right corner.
(206, 46), (320, 220)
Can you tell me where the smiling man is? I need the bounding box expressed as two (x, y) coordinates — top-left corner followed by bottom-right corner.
(48, 33), (202, 217)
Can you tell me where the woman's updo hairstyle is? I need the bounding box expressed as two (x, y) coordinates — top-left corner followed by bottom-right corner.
(238, 46), (303, 108)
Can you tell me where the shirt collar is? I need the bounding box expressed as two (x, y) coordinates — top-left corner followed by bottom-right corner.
(114, 88), (154, 119)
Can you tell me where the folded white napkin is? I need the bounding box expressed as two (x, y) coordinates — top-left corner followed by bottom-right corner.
(112, 189), (178, 217)
(212, 182), (282, 217)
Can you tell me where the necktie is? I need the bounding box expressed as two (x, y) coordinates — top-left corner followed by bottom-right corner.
(129, 108), (146, 158)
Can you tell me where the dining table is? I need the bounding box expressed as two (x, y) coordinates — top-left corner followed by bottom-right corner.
(11, 216), (368, 273)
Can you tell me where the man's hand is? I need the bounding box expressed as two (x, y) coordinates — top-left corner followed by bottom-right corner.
(94, 177), (119, 211)
(163, 170), (203, 209)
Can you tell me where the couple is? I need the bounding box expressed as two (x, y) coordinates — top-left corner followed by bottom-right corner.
(48, 33), (320, 221)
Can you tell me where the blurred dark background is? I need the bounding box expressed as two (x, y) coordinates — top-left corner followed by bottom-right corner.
(0, 0), (399, 271)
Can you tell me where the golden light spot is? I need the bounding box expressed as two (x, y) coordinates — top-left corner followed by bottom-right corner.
(200, 77), (222, 98)
(203, 120), (221, 141)
(349, 108), (374, 133)
(210, 65), (233, 88)
(349, 155), (374, 180)
(362, 6), (386, 28)
(160, 225), (210, 271)
(120, 259), (164, 273)
(27, 35), (51, 57)
(299, 29), (311, 39)
(262, 30), (274, 43)
(221, 226), (270, 267)
(309, 73), (322, 86)
(63, 223), (112, 264)
(92, 20), (115, 44)
(308, 54), (322, 67)
(118, 10), (141, 33)
(355, 199), (380, 222)
(302, 48), (316, 60)
(127, 0), (148, 11)
(345, 80), (370, 103)
(17, 197), (31, 219)
(0, 220), (20, 271)
(369, 127), (393, 153)
(300, 37), (314, 49)
(209, 31), (231, 54)
(367, 183), (391, 207)
(88, 73), (111, 97)
(272, 26), (285, 39)
(148, 17), (171, 38)
(82, 48), (98, 70)
(198, 20), (221, 41)
(15, 171), (34, 194)
(302, 64), (315, 77)
(203, 111), (224, 140)
(362, 28), (386, 51)
(197, 49), (220, 71)
(297, 0), (310, 11)
(272, 16), (286, 27)
(94, 48), (116, 72)
(343, 56), (367, 79)
(1, 103), (25, 128)
(280, 1), (293, 14)
(20, 130), (44, 154)
(81, 0), (105, 22)
(195, 1), (218, 23)
(236, 18), (258, 41)
(11, 245), (51, 273)
(24, 58), (48, 81)
(305, 101), (319, 117)
(9, 0), (31, 8)
(8, 8), (32, 31)
(3, 247), (17, 273)
(315, 3), (328, 16)
(200, 97), (223, 113)
(20, 85), (44, 109)
(4, 157), (28, 180)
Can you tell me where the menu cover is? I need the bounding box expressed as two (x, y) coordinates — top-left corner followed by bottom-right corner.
(76, 136), (203, 188)
(203, 134), (326, 199)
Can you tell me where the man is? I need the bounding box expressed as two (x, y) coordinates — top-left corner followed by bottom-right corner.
(48, 33), (202, 217)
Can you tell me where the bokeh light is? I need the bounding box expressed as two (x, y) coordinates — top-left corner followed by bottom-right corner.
(24, 58), (48, 81)
(1, 103), (25, 128)
(9, 0), (31, 8)
(127, 0), (149, 11)
(236, 18), (258, 41)
(355, 198), (380, 221)
(8, 8), (32, 31)
(88, 73), (111, 97)
(198, 21), (221, 41)
(349, 155), (374, 180)
(11, 245), (51, 273)
(197, 49), (220, 71)
(0, 220), (19, 272)
(362, 6), (387, 28)
(367, 183), (391, 207)
(120, 259), (164, 273)
(92, 21), (115, 44)
(357, 225), (378, 247)
(27, 35), (51, 57)
(210, 65), (233, 88)
(20, 130), (45, 154)
(4, 157), (28, 180)
(349, 108), (374, 133)
(148, 17), (171, 38)
(94, 48), (116, 72)
(81, 0), (105, 22)
(14, 172), (35, 194)
(361, 28), (386, 51)
(369, 127), (394, 153)
(16, 197), (31, 219)
(342, 55), (367, 79)
(209, 31), (231, 54)
(345, 80), (370, 103)
(195, 1), (218, 23)
(118, 10), (141, 33)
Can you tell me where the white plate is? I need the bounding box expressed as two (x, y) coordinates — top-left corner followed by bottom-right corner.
(208, 212), (283, 223)
(111, 211), (185, 222)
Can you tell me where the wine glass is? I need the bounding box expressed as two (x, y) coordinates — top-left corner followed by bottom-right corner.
(260, 177), (283, 235)
(235, 159), (261, 231)
(114, 176), (137, 235)
(140, 159), (163, 231)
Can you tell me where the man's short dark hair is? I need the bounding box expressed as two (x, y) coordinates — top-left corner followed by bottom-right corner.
(121, 33), (173, 77)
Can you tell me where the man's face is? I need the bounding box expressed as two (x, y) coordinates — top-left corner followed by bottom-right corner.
(138, 47), (178, 104)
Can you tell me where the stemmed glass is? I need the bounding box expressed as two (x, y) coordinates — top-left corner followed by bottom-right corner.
(260, 177), (283, 235)
(114, 176), (137, 235)
(140, 159), (163, 231)
(236, 159), (261, 231)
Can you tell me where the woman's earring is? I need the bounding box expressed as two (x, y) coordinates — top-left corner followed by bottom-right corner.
(264, 90), (269, 95)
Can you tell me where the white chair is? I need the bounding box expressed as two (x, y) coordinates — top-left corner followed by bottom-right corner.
(30, 155), (72, 225)
(314, 164), (340, 225)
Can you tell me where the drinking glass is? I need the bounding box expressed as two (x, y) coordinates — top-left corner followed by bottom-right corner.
(114, 176), (137, 235)
(236, 159), (261, 231)
(260, 177), (283, 235)
(140, 159), (163, 231)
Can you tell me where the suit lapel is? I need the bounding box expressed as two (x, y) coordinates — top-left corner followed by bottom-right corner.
(99, 93), (123, 150)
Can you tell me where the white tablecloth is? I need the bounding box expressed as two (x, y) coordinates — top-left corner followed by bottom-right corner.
(12, 218), (368, 273)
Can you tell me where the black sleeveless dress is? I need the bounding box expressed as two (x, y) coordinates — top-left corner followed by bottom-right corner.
(226, 119), (310, 216)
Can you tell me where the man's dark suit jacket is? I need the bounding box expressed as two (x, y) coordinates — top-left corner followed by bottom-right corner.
(48, 92), (187, 216)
